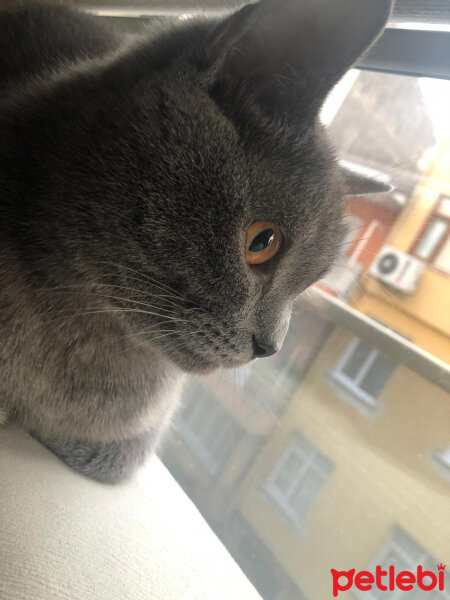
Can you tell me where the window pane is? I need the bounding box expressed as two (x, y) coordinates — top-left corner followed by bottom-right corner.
(288, 468), (324, 520)
(380, 548), (410, 574)
(370, 585), (393, 600)
(437, 446), (450, 465)
(341, 340), (372, 379)
(414, 219), (448, 259)
(267, 436), (334, 523)
(434, 235), (450, 272)
(160, 69), (450, 600)
(359, 528), (450, 600)
(314, 453), (334, 476)
(359, 353), (396, 398)
(272, 452), (302, 494)
(392, 528), (426, 563)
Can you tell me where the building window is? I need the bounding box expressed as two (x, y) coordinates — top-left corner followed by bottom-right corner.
(331, 338), (396, 408)
(434, 447), (450, 469)
(432, 446), (450, 481)
(410, 195), (450, 273)
(174, 383), (242, 475)
(264, 433), (334, 526)
(354, 526), (450, 600)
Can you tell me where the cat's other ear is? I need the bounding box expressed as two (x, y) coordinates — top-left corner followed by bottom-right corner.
(209, 0), (393, 118)
(341, 164), (393, 196)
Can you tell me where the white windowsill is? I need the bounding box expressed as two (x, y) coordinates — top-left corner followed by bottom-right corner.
(0, 424), (263, 600)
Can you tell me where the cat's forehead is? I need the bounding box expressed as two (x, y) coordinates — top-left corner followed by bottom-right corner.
(247, 147), (338, 229)
(211, 125), (340, 243)
(138, 69), (343, 271)
(158, 85), (336, 225)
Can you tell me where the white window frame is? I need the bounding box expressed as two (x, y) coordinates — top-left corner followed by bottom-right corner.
(264, 435), (333, 527)
(332, 338), (394, 408)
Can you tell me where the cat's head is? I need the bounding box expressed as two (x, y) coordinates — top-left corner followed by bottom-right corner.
(15, 0), (392, 373)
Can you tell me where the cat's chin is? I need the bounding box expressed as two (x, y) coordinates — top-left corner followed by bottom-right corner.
(167, 350), (251, 375)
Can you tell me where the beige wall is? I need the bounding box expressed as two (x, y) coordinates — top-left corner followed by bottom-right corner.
(352, 138), (450, 362)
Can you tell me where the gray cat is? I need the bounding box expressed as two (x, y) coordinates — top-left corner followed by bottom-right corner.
(0, 0), (392, 483)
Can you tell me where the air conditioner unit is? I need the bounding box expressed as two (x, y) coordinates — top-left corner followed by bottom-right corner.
(370, 246), (424, 293)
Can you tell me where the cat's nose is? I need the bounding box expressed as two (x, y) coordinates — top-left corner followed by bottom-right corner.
(251, 335), (277, 359)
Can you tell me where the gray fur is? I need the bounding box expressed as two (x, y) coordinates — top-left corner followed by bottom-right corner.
(0, 0), (392, 483)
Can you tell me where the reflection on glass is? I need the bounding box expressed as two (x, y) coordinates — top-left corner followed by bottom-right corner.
(160, 71), (450, 600)
(358, 352), (397, 399)
(340, 339), (373, 379)
(264, 433), (334, 526)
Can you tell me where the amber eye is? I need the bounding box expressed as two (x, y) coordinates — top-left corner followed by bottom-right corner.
(246, 221), (283, 265)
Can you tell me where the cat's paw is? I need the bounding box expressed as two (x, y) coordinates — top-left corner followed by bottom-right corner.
(33, 431), (156, 484)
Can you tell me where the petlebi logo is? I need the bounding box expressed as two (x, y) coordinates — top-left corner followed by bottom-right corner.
(331, 563), (446, 597)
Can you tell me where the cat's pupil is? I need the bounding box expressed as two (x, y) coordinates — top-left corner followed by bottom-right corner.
(248, 228), (275, 253)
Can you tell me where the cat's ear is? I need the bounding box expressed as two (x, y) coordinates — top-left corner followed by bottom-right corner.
(341, 164), (393, 196)
(209, 0), (393, 117)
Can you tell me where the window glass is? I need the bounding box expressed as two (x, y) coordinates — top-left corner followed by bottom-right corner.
(354, 528), (450, 600)
(359, 352), (397, 398)
(414, 218), (448, 259)
(340, 340), (372, 379)
(439, 447), (450, 464)
(161, 70), (450, 600)
(272, 452), (301, 494)
(435, 235), (450, 271)
(330, 338), (397, 406)
(287, 468), (324, 520)
(264, 435), (334, 525)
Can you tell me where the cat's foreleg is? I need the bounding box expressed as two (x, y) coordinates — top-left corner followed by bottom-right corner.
(32, 429), (159, 484)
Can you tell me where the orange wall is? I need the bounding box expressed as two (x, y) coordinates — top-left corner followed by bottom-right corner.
(346, 198), (397, 271)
